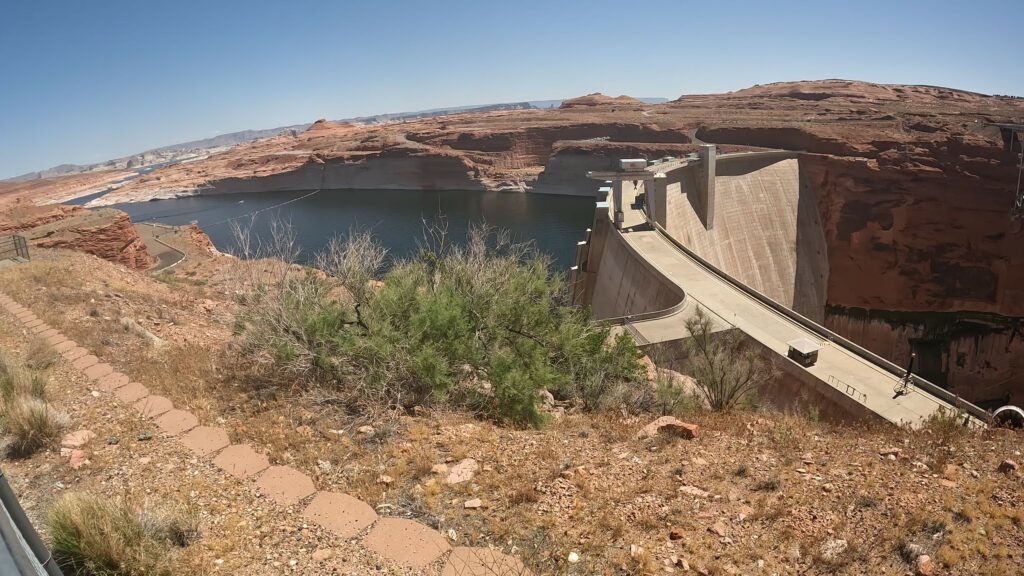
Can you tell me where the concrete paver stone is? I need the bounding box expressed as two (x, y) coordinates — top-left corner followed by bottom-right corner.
(256, 466), (316, 507)
(44, 333), (68, 346)
(302, 492), (378, 539)
(114, 382), (149, 403)
(154, 409), (199, 435)
(31, 324), (51, 334)
(24, 319), (44, 329)
(52, 340), (77, 354)
(213, 444), (271, 480)
(96, 372), (130, 392)
(37, 328), (58, 339)
(363, 518), (451, 569)
(62, 347), (89, 361)
(133, 395), (174, 418)
(83, 362), (114, 381)
(442, 547), (532, 576)
(71, 355), (99, 370)
(180, 426), (230, 457)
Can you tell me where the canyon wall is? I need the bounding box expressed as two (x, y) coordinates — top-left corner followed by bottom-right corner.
(826, 309), (1023, 407)
(203, 153), (486, 196)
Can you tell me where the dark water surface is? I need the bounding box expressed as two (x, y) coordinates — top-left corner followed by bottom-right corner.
(113, 189), (595, 269)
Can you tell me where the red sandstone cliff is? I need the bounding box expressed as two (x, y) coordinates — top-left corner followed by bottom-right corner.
(0, 203), (155, 270)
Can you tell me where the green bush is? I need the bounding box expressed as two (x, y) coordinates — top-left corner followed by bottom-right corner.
(234, 226), (643, 426)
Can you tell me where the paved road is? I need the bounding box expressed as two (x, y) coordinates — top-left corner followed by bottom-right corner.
(135, 224), (185, 272)
(621, 227), (965, 426)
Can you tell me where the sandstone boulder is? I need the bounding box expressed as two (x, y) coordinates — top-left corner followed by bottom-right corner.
(637, 416), (699, 440)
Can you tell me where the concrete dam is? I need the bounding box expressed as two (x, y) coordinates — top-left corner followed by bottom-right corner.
(571, 147), (987, 427)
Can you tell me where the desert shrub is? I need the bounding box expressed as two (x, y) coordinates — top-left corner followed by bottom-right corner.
(233, 224), (643, 426)
(680, 308), (776, 411)
(26, 337), (59, 370)
(0, 354), (67, 457)
(1, 395), (68, 457)
(0, 362), (47, 401)
(48, 492), (199, 576)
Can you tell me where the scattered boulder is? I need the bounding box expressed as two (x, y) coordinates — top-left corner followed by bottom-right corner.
(311, 549), (334, 562)
(68, 449), (89, 469)
(669, 527), (685, 540)
(61, 430), (95, 448)
(998, 459), (1019, 475)
(637, 416), (699, 440)
(639, 355), (658, 381)
(916, 554), (934, 576)
(463, 498), (482, 509)
(378, 475), (394, 485)
(678, 485), (710, 498)
(820, 539), (848, 562)
(537, 389), (555, 410)
(356, 425), (375, 436)
(879, 447), (901, 458)
(709, 520), (727, 537)
(567, 552), (580, 564)
(446, 458), (479, 484)
(431, 463), (449, 475)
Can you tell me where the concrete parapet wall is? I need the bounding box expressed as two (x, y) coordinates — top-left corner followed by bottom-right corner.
(589, 224), (685, 320)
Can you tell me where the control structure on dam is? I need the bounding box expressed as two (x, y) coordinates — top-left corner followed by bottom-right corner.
(570, 146), (989, 427)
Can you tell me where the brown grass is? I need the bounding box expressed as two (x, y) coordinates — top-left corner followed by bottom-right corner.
(47, 492), (199, 576)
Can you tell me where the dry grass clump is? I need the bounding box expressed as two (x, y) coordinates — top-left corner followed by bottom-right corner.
(25, 336), (59, 370)
(0, 353), (68, 457)
(47, 492), (199, 576)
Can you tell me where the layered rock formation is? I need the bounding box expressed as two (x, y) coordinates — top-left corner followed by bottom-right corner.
(0, 202), (154, 270)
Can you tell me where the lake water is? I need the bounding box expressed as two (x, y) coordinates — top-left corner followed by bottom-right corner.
(112, 189), (596, 270)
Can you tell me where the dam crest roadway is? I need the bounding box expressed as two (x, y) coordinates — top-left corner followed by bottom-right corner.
(571, 147), (988, 428)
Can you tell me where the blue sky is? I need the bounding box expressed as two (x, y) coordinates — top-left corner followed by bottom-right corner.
(1, 0), (1022, 179)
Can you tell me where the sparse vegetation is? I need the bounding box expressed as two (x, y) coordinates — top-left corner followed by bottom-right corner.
(0, 353), (67, 457)
(25, 336), (59, 370)
(232, 222), (643, 427)
(47, 492), (199, 576)
(681, 308), (776, 410)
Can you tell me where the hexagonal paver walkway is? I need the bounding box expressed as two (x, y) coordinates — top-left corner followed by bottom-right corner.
(256, 466), (316, 506)
(213, 444), (271, 480)
(442, 547), (532, 576)
(61, 347), (89, 361)
(302, 491), (378, 539)
(114, 382), (149, 403)
(83, 362), (114, 381)
(364, 518), (452, 569)
(52, 340), (77, 354)
(96, 372), (130, 392)
(154, 409), (198, 435)
(71, 355), (99, 370)
(133, 395), (173, 418)
(180, 426), (229, 457)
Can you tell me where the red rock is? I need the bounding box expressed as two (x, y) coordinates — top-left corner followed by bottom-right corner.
(998, 460), (1019, 474)
(637, 416), (699, 440)
(68, 449), (89, 469)
(61, 430), (95, 448)
(669, 527), (685, 540)
(916, 554), (934, 576)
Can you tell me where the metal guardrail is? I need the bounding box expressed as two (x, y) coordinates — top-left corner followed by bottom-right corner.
(0, 236), (29, 261)
(644, 219), (991, 424)
(827, 374), (868, 405)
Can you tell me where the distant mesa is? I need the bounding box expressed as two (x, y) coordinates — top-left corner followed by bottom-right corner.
(704, 79), (992, 104)
(559, 93), (644, 109)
